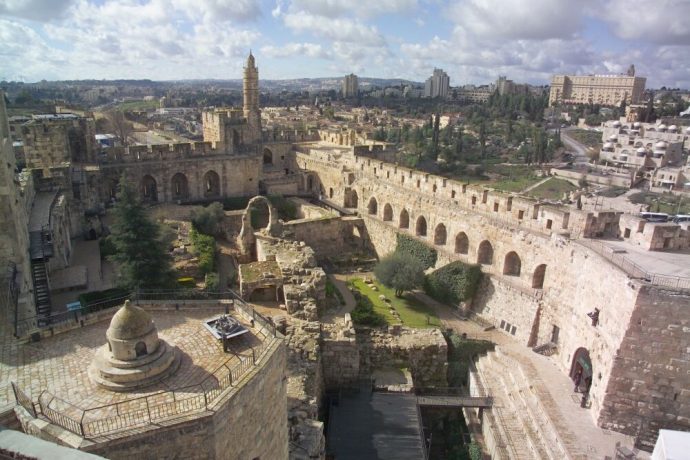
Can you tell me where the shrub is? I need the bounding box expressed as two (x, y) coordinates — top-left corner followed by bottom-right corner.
(204, 272), (219, 291)
(396, 233), (437, 269)
(99, 236), (116, 259)
(191, 202), (224, 236)
(350, 295), (386, 327)
(424, 261), (482, 305)
(222, 196), (250, 211)
(267, 194), (298, 221)
(190, 227), (216, 274)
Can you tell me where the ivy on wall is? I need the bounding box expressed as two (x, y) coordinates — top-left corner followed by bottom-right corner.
(424, 261), (482, 305)
(395, 233), (437, 269)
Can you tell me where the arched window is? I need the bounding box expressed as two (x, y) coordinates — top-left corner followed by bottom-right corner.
(263, 148), (273, 165)
(367, 197), (378, 215)
(171, 173), (189, 200)
(203, 170), (221, 197)
(503, 251), (521, 276)
(135, 341), (147, 357)
(434, 223), (447, 245)
(532, 264), (547, 289)
(383, 203), (393, 221)
(345, 189), (358, 208)
(399, 209), (409, 229)
(416, 216), (427, 237)
(454, 232), (469, 254)
(141, 175), (158, 202)
(477, 240), (493, 265)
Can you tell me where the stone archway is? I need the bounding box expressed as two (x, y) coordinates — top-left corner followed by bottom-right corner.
(367, 197), (378, 215)
(532, 264), (547, 289)
(141, 175), (158, 202)
(434, 223), (447, 245)
(171, 173), (189, 200)
(416, 216), (427, 237)
(455, 232), (469, 254)
(383, 203), (393, 221)
(503, 251), (521, 276)
(345, 189), (358, 209)
(203, 170), (221, 197)
(263, 148), (273, 165)
(399, 209), (409, 229)
(477, 240), (493, 265)
(237, 196), (280, 261)
(570, 347), (593, 392)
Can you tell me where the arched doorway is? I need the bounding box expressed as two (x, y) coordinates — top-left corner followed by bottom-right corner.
(135, 341), (147, 357)
(171, 173), (189, 200)
(399, 209), (409, 229)
(141, 175), (158, 202)
(570, 347), (593, 392)
(367, 197), (378, 215)
(455, 232), (469, 254)
(477, 240), (493, 265)
(345, 189), (358, 209)
(434, 223), (447, 245)
(203, 170), (221, 197)
(263, 148), (273, 165)
(232, 129), (241, 148)
(416, 216), (427, 237)
(532, 264), (547, 289)
(383, 204), (393, 221)
(503, 251), (521, 276)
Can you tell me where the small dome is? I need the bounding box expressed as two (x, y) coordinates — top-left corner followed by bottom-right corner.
(686, 127), (690, 134)
(655, 141), (668, 149)
(107, 300), (155, 340)
(603, 142), (615, 149)
(637, 147), (646, 154)
(608, 135), (618, 141)
(633, 122), (641, 128)
(658, 124), (667, 130)
(668, 125), (677, 132)
(612, 121), (621, 127)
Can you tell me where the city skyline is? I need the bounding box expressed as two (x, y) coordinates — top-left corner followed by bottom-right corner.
(1, 0), (690, 88)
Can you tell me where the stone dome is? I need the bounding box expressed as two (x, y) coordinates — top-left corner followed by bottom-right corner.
(655, 141), (668, 149)
(658, 124), (667, 131)
(668, 125), (678, 132)
(107, 300), (155, 340)
(612, 121), (621, 127)
(637, 147), (647, 154)
(608, 134), (618, 141)
(633, 122), (641, 128)
(603, 142), (615, 149)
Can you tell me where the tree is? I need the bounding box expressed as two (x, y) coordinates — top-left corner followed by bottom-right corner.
(191, 202), (224, 236)
(104, 110), (133, 146)
(109, 178), (174, 290)
(374, 251), (426, 297)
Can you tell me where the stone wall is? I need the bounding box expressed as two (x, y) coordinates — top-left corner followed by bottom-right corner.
(598, 286), (690, 450)
(321, 317), (360, 388)
(282, 216), (364, 260)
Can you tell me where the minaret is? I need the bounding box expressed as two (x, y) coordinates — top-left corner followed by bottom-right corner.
(243, 51), (261, 144)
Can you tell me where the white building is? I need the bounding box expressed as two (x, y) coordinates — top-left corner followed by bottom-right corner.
(424, 68), (450, 98)
(342, 74), (359, 98)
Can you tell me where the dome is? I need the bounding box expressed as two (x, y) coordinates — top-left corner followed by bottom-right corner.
(637, 147), (646, 154)
(668, 125), (678, 132)
(107, 300), (155, 340)
(686, 127), (690, 134)
(633, 122), (641, 128)
(603, 142), (615, 149)
(608, 135), (618, 141)
(655, 141), (668, 149)
(658, 124), (667, 131)
(612, 121), (621, 127)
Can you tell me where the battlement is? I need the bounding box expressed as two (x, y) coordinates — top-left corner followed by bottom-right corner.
(202, 108), (245, 126)
(99, 141), (228, 163)
(262, 128), (319, 143)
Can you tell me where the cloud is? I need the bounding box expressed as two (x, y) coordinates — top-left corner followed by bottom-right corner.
(0, 0), (76, 22)
(289, 0), (417, 18)
(171, 0), (262, 23)
(261, 42), (331, 59)
(601, 0), (690, 45)
(283, 11), (386, 46)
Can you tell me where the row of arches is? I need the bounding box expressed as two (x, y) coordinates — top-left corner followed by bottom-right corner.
(362, 196), (547, 289)
(138, 170), (222, 203)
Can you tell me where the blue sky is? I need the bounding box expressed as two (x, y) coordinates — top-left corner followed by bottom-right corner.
(1, 0), (689, 88)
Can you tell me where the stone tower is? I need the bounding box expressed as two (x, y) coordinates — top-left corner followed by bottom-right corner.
(243, 51), (261, 145)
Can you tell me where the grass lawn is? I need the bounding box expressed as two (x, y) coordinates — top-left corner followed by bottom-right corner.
(350, 278), (442, 328)
(484, 165), (543, 192)
(567, 129), (602, 148)
(115, 99), (160, 111)
(628, 191), (690, 215)
(527, 177), (577, 200)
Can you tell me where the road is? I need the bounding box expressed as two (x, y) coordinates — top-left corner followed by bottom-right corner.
(560, 128), (593, 165)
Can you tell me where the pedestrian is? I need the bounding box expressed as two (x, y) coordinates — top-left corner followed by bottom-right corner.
(573, 368), (583, 393)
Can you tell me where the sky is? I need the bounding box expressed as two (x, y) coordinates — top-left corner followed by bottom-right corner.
(1, 0), (690, 88)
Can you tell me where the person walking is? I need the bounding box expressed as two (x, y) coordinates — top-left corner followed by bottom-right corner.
(573, 368), (583, 393)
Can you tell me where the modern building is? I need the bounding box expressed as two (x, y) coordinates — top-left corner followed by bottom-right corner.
(342, 74), (359, 98)
(424, 68), (450, 98)
(549, 68), (646, 107)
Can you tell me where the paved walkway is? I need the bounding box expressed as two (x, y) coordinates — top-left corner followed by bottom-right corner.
(400, 293), (645, 459)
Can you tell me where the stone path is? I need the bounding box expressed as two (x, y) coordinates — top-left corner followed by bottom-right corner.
(410, 295), (644, 459)
(521, 176), (552, 194)
(321, 274), (356, 323)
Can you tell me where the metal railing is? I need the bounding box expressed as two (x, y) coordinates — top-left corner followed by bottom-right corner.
(12, 290), (283, 439)
(577, 239), (690, 290)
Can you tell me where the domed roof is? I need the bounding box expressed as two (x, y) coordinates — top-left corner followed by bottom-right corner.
(655, 140), (668, 149)
(668, 125), (678, 132)
(612, 121), (621, 127)
(107, 300), (155, 340)
(637, 147), (647, 154)
(608, 135), (618, 141)
(658, 124), (667, 130)
(603, 142), (615, 149)
(633, 122), (641, 128)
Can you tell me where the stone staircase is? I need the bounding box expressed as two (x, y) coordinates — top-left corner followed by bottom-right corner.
(473, 347), (572, 460)
(30, 260), (52, 318)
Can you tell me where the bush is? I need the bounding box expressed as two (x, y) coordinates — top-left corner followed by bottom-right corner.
(350, 295), (386, 327)
(222, 196), (250, 211)
(424, 261), (482, 305)
(374, 251), (426, 297)
(99, 236), (116, 259)
(395, 234), (437, 269)
(267, 194), (298, 221)
(204, 272), (219, 291)
(190, 227), (216, 274)
(191, 202), (224, 236)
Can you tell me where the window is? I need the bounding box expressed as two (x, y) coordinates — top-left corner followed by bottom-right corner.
(451, 190), (456, 199)
(500, 320), (506, 329)
(546, 219), (553, 229)
(518, 210), (524, 220)
(510, 326), (516, 335)
(471, 196), (477, 205)
(493, 203), (499, 212)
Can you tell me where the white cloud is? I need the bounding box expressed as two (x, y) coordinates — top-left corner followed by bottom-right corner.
(0, 0), (76, 22)
(290, 0), (417, 18)
(601, 0), (690, 45)
(171, 0), (261, 23)
(283, 11), (385, 46)
(261, 42), (331, 59)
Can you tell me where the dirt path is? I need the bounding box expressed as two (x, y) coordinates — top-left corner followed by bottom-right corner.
(321, 274), (357, 323)
(216, 240), (237, 290)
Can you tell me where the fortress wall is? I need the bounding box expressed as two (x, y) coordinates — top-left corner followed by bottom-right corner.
(283, 216), (357, 259)
(599, 286), (690, 449)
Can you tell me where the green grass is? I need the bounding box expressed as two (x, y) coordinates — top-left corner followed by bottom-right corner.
(568, 129), (602, 148)
(527, 177), (577, 200)
(628, 191), (690, 215)
(115, 99), (160, 111)
(350, 278), (442, 328)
